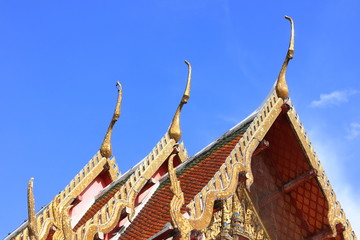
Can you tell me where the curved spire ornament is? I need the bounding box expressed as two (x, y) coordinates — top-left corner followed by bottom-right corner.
(275, 16), (295, 100)
(28, 178), (39, 240)
(100, 81), (122, 158)
(168, 60), (192, 142)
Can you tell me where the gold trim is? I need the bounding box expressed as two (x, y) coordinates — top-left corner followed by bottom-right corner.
(168, 152), (194, 239)
(243, 95), (284, 190)
(287, 102), (357, 239)
(79, 134), (184, 239)
(27, 178), (39, 240)
(169, 60), (192, 142)
(100, 81), (122, 158)
(204, 184), (271, 240)
(275, 16), (294, 100)
(51, 195), (75, 240)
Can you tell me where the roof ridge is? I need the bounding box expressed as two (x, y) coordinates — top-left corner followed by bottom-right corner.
(5, 151), (119, 240)
(93, 132), (183, 202)
(73, 133), (187, 238)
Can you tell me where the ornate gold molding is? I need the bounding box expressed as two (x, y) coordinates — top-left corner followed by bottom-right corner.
(169, 60), (192, 142)
(100, 81), (122, 158)
(204, 184), (270, 240)
(51, 195), (75, 240)
(27, 178), (39, 240)
(286, 102), (357, 240)
(275, 16), (294, 100)
(168, 150), (218, 239)
(79, 134), (185, 239)
(168, 152), (193, 239)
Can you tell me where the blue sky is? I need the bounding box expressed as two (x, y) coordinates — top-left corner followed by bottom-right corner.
(1, 1), (359, 238)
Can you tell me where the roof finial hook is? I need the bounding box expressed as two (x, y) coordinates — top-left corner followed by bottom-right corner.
(275, 16), (294, 100)
(168, 60), (192, 142)
(28, 178), (39, 240)
(100, 81), (122, 158)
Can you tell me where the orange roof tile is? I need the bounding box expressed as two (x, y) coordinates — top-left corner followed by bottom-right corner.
(119, 120), (252, 239)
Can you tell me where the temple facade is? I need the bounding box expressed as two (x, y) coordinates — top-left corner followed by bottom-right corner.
(5, 17), (357, 240)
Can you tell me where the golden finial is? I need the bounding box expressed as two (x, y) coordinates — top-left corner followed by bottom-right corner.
(168, 60), (192, 142)
(275, 16), (295, 100)
(100, 81), (122, 158)
(27, 178), (39, 240)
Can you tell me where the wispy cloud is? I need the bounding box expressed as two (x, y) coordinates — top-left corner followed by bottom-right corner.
(310, 89), (358, 108)
(217, 114), (239, 125)
(346, 122), (360, 139)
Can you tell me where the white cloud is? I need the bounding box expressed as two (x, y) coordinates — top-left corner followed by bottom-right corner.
(346, 122), (360, 140)
(310, 89), (358, 108)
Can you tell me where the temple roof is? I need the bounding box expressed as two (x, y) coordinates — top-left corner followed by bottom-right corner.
(119, 113), (253, 239)
(5, 16), (357, 240)
(6, 85), (357, 240)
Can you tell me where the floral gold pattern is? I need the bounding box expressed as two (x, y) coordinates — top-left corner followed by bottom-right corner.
(204, 184), (270, 240)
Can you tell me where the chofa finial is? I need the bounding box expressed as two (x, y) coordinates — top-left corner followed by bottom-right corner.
(168, 60), (192, 142)
(100, 81), (122, 158)
(275, 16), (295, 100)
(28, 178), (39, 240)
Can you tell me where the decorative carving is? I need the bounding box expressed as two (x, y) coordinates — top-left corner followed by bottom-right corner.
(100, 81), (122, 158)
(169, 60), (192, 142)
(168, 149), (219, 239)
(203, 185), (270, 240)
(205, 210), (222, 239)
(275, 16), (294, 100)
(51, 194), (75, 240)
(168, 152), (193, 239)
(27, 178), (39, 240)
(232, 192), (245, 237)
(220, 197), (233, 240)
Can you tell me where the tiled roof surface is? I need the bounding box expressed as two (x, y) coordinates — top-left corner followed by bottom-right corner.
(119, 120), (253, 239)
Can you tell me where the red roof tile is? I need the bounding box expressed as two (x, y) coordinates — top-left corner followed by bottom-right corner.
(119, 130), (244, 239)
